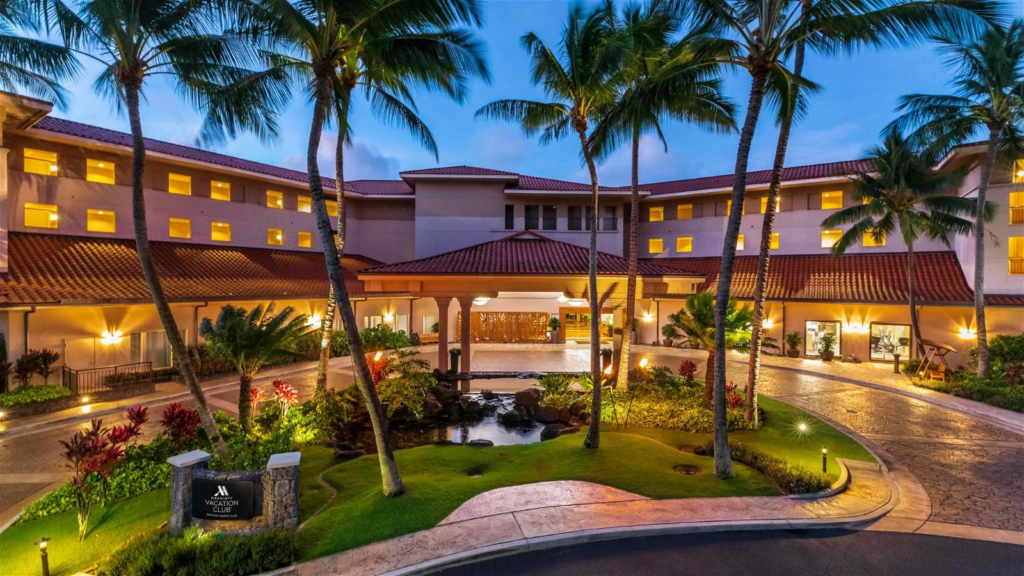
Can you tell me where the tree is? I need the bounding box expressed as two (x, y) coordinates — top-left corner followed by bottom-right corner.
(662, 293), (752, 400)
(590, 0), (735, 392)
(35, 0), (282, 458)
(890, 19), (1024, 378)
(200, 303), (308, 431)
(0, 0), (79, 108)
(477, 0), (627, 449)
(822, 127), (986, 351)
(211, 0), (486, 497)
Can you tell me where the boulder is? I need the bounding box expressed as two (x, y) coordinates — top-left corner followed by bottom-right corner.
(540, 424), (580, 442)
(557, 408), (572, 423)
(578, 411), (591, 425)
(462, 399), (485, 419)
(514, 388), (541, 409)
(499, 407), (529, 424)
(467, 439), (494, 447)
(568, 400), (587, 418)
(534, 406), (561, 424)
(422, 398), (444, 418)
(568, 417), (586, 428)
(334, 448), (367, 460)
(481, 389), (497, 400)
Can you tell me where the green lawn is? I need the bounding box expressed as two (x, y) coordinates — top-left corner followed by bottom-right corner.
(0, 490), (168, 576)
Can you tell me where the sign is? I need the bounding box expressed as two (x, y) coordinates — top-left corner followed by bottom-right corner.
(192, 479), (254, 520)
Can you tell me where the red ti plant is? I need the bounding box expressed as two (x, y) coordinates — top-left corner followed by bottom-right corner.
(678, 360), (698, 384)
(725, 381), (743, 409)
(161, 402), (201, 449)
(366, 352), (390, 386)
(272, 380), (298, 416)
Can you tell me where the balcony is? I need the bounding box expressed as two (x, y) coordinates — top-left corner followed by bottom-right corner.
(1010, 259), (1024, 275)
(1010, 206), (1024, 225)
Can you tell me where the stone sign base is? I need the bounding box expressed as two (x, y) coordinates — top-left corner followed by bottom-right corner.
(168, 450), (300, 535)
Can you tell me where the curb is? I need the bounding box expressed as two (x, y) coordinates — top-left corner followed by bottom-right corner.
(791, 458), (851, 500)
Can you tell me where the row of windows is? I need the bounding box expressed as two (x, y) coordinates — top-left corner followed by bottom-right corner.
(24, 203), (315, 247)
(23, 148), (340, 216)
(504, 204), (618, 231)
(647, 230), (885, 254)
(648, 191), (845, 222)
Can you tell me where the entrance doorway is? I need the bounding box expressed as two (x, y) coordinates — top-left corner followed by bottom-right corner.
(560, 307), (614, 342)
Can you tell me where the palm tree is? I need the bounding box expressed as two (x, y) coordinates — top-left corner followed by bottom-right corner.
(590, 0), (736, 391)
(822, 127), (986, 352)
(214, 0), (486, 497)
(0, 0), (79, 108)
(663, 293), (752, 401)
(477, 1), (627, 450)
(200, 303), (308, 431)
(35, 0), (283, 457)
(890, 20), (1024, 378)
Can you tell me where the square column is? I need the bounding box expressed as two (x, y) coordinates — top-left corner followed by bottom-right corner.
(458, 297), (473, 392)
(435, 297), (452, 372)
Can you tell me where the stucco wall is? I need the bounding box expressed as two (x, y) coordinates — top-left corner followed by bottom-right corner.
(953, 161), (1024, 296)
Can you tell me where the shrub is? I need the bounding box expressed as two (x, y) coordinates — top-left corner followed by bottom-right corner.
(294, 329), (349, 359)
(702, 439), (831, 494)
(678, 360), (697, 383)
(375, 350), (435, 419)
(34, 349), (61, 385)
(0, 384), (72, 408)
(990, 333), (1024, 374)
(101, 529), (301, 576)
(360, 324), (411, 351)
(12, 352), (39, 386)
(725, 381), (743, 408)
(605, 388), (748, 433)
(161, 403), (201, 449)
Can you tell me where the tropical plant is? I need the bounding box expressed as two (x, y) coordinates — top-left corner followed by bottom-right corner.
(822, 127), (984, 352)
(591, 0), (735, 391)
(678, 359), (698, 383)
(34, 348), (60, 385)
(817, 332), (837, 355)
(160, 402), (201, 450)
(663, 293), (752, 404)
(891, 19), (1024, 378)
(374, 350), (434, 419)
(784, 331), (803, 356)
(59, 417), (136, 539)
(0, 0), (80, 108)
(200, 303), (308, 431)
(476, 1), (628, 450)
(12, 351), (37, 387)
(548, 317), (561, 332)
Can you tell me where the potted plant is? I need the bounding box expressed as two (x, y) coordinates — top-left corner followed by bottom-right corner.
(548, 317), (561, 343)
(818, 333), (837, 362)
(430, 322), (439, 334)
(784, 331), (802, 358)
(629, 318), (640, 344)
(661, 324), (678, 347)
(449, 347), (461, 373)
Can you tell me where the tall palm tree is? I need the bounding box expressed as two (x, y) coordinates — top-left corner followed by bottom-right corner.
(0, 0), (79, 109)
(663, 293), (752, 395)
(823, 127), (986, 350)
(890, 20), (1024, 378)
(477, 1), (628, 449)
(591, 0), (736, 391)
(36, 0), (284, 457)
(200, 303), (309, 431)
(215, 0), (486, 497)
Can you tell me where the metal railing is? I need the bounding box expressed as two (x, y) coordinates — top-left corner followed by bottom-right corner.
(1010, 206), (1024, 225)
(62, 361), (153, 396)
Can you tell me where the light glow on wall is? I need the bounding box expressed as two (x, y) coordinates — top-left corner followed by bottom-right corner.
(844, 322), (869, 334)
(762, 319), (774, 329)
(473, 297), (490, 306)
(642, 311), (654, 323)
(383, 311), (394, 322)
(959, 327), (977, 339)
(100, 330), (123, 345)
(306, 313), (321, 328)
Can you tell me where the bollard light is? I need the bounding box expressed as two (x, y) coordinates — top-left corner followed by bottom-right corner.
(36, 537), (50, 576)
(822, 447), (828, 473)
(603, 364), (612, 376)
(373, 351), (383, 362)
(639, 357), (649, 369)
(798, 423), (807, 432)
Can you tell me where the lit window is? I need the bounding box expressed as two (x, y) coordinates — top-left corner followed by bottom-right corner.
(169, 218), (191, 239)
(211, 181), (231, 201)
(770, 232), (780, 250)
(86, 159), (115, 184)
(863, 229), (886, 247)
(267, 228), (284, 246)
(87, 209), (115, 233)
(298, 231), (312, 248)
(1009, 237), (1024, 275)
(297, 195), (311, 213)
(168, 173), (192, 195)
(326, 199), (338, 217)
(761, 196), (780, 214)
(24, 148), (58, 176)
(650, 206), (664, 222)
(649, 238), (664, 254)
(676, 237), (692, 253)
(821, 229), (843, 248)
(1014, 159), (1024, 184)
(677, 204), (693, 219)
(267, 190), (283, 209)
(736, 234), (745, 251)
(1009, 192), (1024, 224)
(24, 202), (58, 228)
(211, 222), (231, 242)
(822, 191), (843, 210)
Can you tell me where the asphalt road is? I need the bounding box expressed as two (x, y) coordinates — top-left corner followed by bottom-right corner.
(435, 530), (1024, 576)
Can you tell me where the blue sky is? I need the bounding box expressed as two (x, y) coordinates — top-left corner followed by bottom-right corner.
(47, 1), (1023, 185)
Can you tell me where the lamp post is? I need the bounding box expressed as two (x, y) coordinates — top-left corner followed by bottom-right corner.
(36, 537), (50, 576)
(822, 447), (828, 474)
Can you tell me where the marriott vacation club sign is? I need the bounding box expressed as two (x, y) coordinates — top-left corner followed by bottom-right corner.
(192, 478), (255, 520)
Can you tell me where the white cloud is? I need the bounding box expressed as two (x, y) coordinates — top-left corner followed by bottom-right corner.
(307, 134), (402, 180)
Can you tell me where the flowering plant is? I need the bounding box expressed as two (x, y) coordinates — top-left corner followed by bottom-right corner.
(725, 381), (743, 408)
(272, 380), (298, 415)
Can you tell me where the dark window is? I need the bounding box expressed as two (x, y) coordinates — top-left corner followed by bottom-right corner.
(504, 204), (515, 230)
(568, 206), (583, 230)
(542, 205), (557, 230)
(525, 204), (539, 230)
(585, 206), (594, 231)
(602, 206), (617, 231)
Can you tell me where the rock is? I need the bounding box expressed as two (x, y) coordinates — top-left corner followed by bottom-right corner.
(481, 389), (497, 400)
(422, 399), (444, 418)
(499, 407), (529, 424)
(578, 411), (591, 425)
(467, 439), (494, 447)
(568, 400), (587, 418)
(540, 424), (580, 441)
(333, 441), (354, 451)
(534, 406), (561, 424)
(434, 440), (456, 446)
(558, 408), (572, 423)
(334, 449), (367, 460)
(514, 388), (541, 409)
(568, 417), (586, 428)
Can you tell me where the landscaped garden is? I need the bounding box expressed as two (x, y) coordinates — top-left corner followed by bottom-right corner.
(908, 334), (1024, 413)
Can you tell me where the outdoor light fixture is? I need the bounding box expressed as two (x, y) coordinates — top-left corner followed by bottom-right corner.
(556, 295), (568, 303)
(473, 297), (490, 306)
(762, 319), (774, 329)
(81, 397), (89, 403)
(321, 338), (329, 348)
(567, 298), (587, 307)
(100, 330), (123, 345)
(49, 164), (57, 172)
(642, 312), (654, 323)
(798, 423), (807, 432)
(374, 351), (383, 362)
(49, 213), (58, 222)
(37, 537), (51, 576)
(822, 447), (828, 473)
(959, 327), (977, 339)
(844, 322), (869, 334)
(383, 311), (394, 322)
(639, 357), (649, 369)
(604, 365), (612, 376)
(306, 313), (321, 328)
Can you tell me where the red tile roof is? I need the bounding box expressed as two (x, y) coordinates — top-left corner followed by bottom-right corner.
(512, 174), (631, 192)
(0, 232), (385, 305)
(644, 159), (876, 196)
(400, 165), (518, 177)
(649, 252), (1019, 305)
(345, 180), (413, 196)
(361, 231), (699, 277)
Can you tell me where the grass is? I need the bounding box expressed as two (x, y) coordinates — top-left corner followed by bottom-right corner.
(0, 490), (168, 576)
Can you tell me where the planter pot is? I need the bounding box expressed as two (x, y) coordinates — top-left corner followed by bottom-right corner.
(787, 349), (800, 358)
(663, 339), (673, 347)
(630, 332), (638, 345)
(549, 329), (560, 344)
(449, 351), (461, 372)
(820, 351), (835, 362)
(689, 341), (701, 350)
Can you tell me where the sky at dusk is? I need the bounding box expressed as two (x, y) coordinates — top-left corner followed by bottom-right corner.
(44, 1), (1024, 186)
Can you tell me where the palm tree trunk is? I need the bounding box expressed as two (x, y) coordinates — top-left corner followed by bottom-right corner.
(615, 124), (641, 390)
(238, 372), (253, 431)
(906, 243), (926, 360)
(746, 30), (807, 428)
(704, 346), (715, 397)
(714, 68), (769, 479)
(307, 78), (404, 496)
(123, 84), (226, 457)
(974, 128), (997, 378)
(578, 123), (602, 450)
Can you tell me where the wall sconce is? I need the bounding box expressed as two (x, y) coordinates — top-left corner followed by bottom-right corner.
(383, 311), (394, 322)
(844, 322), (869, 334)
(557, 295), (568, 303)
(642, 312), (654, 323)
(100, 330), (123, 345)
(306, 313), (321, 328)
(762, 319), (774, 329)
(567, 298), (587, 307)
(959, 327), (977, 339)
(473, 297), (490, 306)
